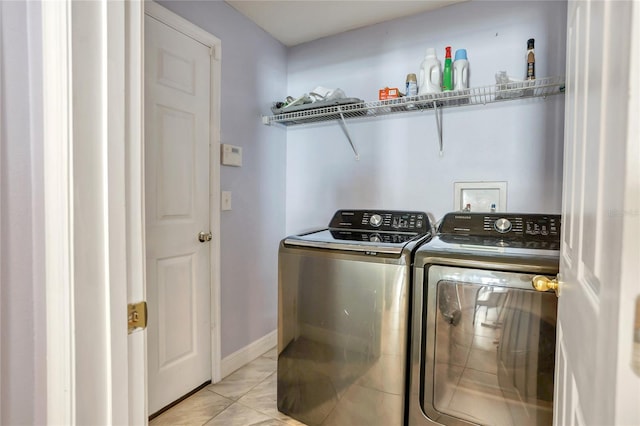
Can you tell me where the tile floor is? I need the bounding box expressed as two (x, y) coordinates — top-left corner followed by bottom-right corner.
(150, 347), (306, 426)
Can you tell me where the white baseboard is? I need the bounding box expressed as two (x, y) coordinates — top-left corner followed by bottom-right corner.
(219, 329), (277, 380)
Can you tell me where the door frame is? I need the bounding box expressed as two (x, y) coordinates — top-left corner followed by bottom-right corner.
(42, 1), (135, 423)
(41, 1), (221, 424)
(144, 1), (223, 384)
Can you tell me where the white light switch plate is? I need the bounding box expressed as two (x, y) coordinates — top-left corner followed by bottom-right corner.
(221, 191), (232, 211)
(454, 181), (507, 212)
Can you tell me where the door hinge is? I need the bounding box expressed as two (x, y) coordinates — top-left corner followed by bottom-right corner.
(128, 301), (148, 334)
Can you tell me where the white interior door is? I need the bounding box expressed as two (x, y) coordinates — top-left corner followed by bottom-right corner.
(145, 13), (212, 414)
(556, 1), (640, 425)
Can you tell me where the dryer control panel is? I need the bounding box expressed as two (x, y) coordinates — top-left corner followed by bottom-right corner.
(329, 210), (431, 234)
(439, 213), (561, 241)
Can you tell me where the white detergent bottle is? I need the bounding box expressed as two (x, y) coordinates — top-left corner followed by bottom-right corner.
(453, 49), (469, 90)
(418, 48), (442, 95)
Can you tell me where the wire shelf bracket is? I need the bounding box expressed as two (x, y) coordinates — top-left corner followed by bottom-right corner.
(337, 106), (359, 160)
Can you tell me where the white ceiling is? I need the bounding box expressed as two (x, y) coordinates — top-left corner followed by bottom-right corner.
(225, 0), (467, 47)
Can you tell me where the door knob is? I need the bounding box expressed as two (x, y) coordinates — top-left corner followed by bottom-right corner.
(532, 275), (560, 297)
(198, 231), (212, 243)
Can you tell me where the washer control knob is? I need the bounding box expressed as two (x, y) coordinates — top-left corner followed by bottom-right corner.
(494, 218), (512, 233)
(369, 233), (382, 243)
(370, 214), (383, 227)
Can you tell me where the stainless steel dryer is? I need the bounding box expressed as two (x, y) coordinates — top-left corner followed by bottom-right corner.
(409, 212), (560, 426)
(278, 209), (432, 426)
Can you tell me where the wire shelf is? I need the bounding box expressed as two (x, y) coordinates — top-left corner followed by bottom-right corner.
(263, 76), (565, 126)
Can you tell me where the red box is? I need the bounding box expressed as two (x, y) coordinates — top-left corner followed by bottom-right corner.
(379, 87), (400, 100)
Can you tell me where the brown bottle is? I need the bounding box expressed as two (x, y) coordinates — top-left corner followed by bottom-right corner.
(526, 38), (535, 80)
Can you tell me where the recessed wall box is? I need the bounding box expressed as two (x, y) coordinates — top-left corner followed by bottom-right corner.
(454, 181), (507, 212)
(221, 144), (242, 167)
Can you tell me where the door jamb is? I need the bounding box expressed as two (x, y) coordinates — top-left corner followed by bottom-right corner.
(143, 1), (223, 384)
(42, 1), (136, 423)
(42, 1), (74, 422)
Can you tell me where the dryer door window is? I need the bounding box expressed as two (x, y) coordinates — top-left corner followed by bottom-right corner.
(422, 265), (557, 426)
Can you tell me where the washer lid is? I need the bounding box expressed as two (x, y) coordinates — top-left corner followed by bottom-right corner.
(283, 229), (425, 254)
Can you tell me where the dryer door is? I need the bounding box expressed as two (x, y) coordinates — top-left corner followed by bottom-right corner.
(419, 265), (557, 426)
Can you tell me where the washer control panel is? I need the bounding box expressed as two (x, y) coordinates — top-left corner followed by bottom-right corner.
(439, 212), (560, 241)
(329, 210), (431, 234)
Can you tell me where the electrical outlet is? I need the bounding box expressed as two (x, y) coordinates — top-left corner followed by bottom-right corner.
(221, 191), (232, 211)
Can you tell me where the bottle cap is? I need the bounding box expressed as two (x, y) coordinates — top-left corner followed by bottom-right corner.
(445, 46), (452, 58)
(454, 49), (467, 61)
(528, 38), (535, 49)
(425, 47), (437, 58)
(406, 73), (417, 83)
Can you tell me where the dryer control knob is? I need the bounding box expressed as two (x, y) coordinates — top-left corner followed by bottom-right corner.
(494, 218), (512, 233)
(370, 214), (383, 227)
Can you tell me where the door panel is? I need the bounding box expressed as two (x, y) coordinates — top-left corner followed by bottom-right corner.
(145, 14), (212, 414)
(157, 255), (195, 366)
(157, 48), (197, 94)
(558, 1), (639, 425)
(156, 106), (195, 218)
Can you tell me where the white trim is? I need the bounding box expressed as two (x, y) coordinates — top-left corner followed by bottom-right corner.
(220, 330), (278, 379)
(145, 1), (220, 54)
(104, 2), (131, 424)
(42, 1), (138, 423)
(124, 1), (147, 424)
(41, 1), (75, 423)
(208, 20), (223, 386)
(144, 0), (223, 386)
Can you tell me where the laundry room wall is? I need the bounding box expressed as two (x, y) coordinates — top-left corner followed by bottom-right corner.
(157, 1), (288, 359)
(285, 0), (567, 233)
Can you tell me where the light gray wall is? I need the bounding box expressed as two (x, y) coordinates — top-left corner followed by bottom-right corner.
(286, 1), (567, 233)
(157, 0), (567, 358)
(157, 1), (288, 358)
(0, 1), (46, 424)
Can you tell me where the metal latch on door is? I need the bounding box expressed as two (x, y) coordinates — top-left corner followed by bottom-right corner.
(128, 301), (147, 334)
(198, 231), (213, 242)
